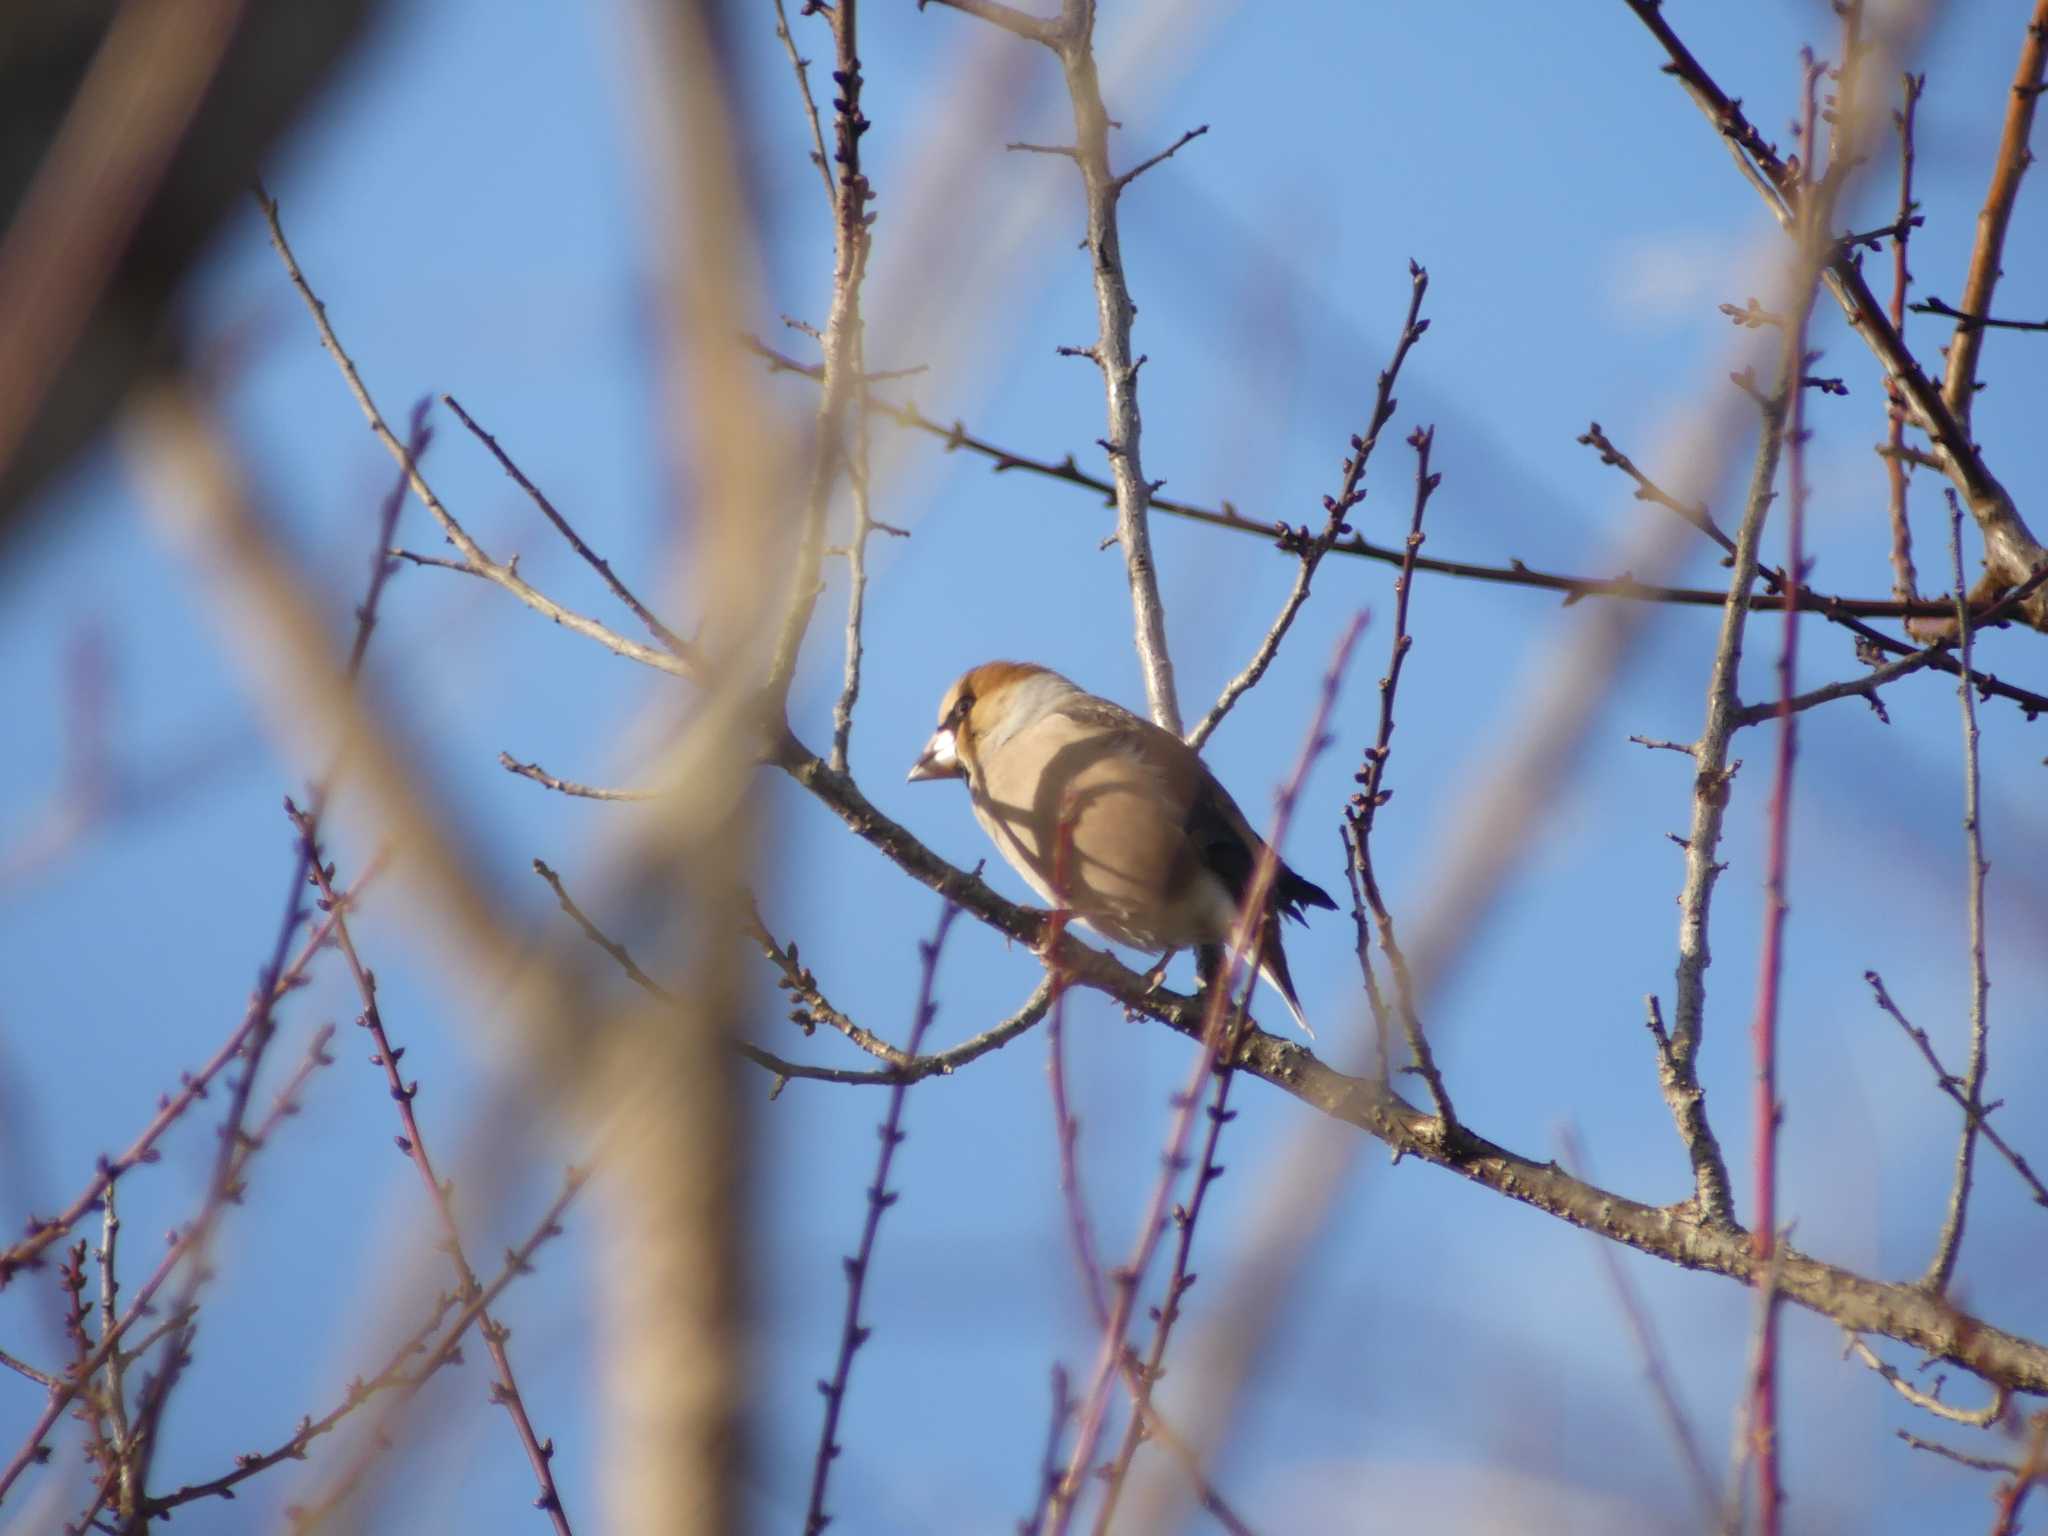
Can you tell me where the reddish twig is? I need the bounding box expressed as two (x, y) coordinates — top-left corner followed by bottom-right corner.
(1991, 1414), (2048, 1536)
(1048, 616), (1366, 1536)
(0, 859), (380, 1287)
(1741, 51), (1837, 1535)
(1090, 1066), (1237, 1535)
(134, 1289), (461, 1518)
(1558, 1125), (1718, 1524)
(803, 900), (961, 1535)
(278, 1167), (587, 1528)
(1020, 1367), (1076, 1536)
(291, 817), (573, 1531)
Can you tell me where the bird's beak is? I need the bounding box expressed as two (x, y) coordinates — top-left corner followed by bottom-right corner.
(907, 726), (964, 782)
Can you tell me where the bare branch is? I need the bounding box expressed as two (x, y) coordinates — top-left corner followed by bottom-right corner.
(1112, 123), (1209, 191)
(1942, 0), (2048, 433)
(441, 393), (692, 662)
(256, 188), (693, 680)
(1618, 1), (2048, 628)
(1345, 428), (1452, 1128)
(803, 901), (961, 1536)
(1847, 1335), (2008, 1427)
(1924, 501), (1993, 1296)
(1189, 263), (1428, 751)
(499, 752), (655, 802)
(1866, 973), (2048, 1211)
(770, 0), (837, 207)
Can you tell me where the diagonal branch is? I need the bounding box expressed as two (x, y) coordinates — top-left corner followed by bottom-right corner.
(763, 727), (2048, 1396)
(1188, 263), (1427, 751)
(1617, 0), (2048, 628)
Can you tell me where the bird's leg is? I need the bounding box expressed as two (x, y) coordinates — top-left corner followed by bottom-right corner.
(1194, 943), (1227, 1041)
(1139, 948), (1179, 993)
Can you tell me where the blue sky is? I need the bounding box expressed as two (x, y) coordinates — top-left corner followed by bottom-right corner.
(4, 2), (2046, 1531)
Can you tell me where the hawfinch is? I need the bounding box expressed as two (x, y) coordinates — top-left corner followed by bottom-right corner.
(907, 661), (1334, 1035)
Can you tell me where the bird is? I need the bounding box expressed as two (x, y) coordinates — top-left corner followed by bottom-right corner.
(907, 660), (1335, 1035)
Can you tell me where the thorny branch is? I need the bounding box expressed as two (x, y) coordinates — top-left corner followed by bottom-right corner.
(803, 901), (961, 1536)
(1344, 427), (1452, 1128)
(292, 818), (574, 1532)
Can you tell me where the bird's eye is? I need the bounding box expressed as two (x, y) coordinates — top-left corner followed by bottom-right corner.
(949, 693), (973, 726)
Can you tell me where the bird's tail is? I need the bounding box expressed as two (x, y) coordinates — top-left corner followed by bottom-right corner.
(1196, 924), (1315, 1039)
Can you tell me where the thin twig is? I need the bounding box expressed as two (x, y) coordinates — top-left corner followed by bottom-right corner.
(1092, 1066), (1237, 1533)
(441, 393), (691, 663)
(280, 1167), (588, 1529)
(1912, 294), (2048, 333)
(1580, 421), (1739, 558)
(1188, 263), (1427, 751)
(1942, 0), (2048, 436)
(1043, 811), (1110, 1329)
(116, 402), (427, 1521)
(803, 901), (961, 1536)
(256, 187), (690, 681)
(771, 0), (837, 207)
(1557, 1125), (1718, 1525)
(134, 1290), (461, 1518)
(1345, 428), (1451, 1128)
(97, 1186), (134, 1524)
(499, 752), (654, 801)
(754, 317), (2048, 673)
(1050, 616), (1365, 1536)
(1866, 973), (2048, 1210)
(0, 860), (378, 1286)
(1924, 499), (1994, 1295)
(1897, 1430), (2021, 1475)
(1991, 1413), (2048, 1536)
(294, 819), (573, 1532)
(1112, 124), (1210, 191)
(1885, 73), (1925, 611)
(746, 899), (911, 1067)
(1020, 1367), (1076, 1536)
(533, 857), (1052, 1090)
(1846, 1335), (2008, 1427)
